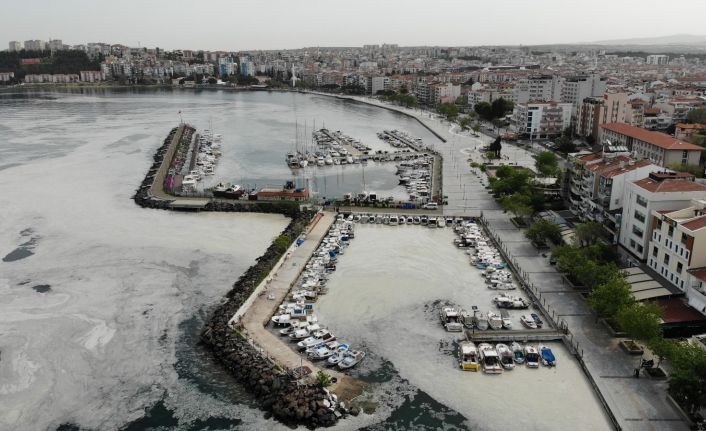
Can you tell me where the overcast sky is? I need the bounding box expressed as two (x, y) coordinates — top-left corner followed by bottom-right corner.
(2, 0), (705, 51)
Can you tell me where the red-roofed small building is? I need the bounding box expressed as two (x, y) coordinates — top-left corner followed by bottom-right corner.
(620, 172), (706, 260)
(675, 123), (706, 140)
(599, 123), (705, 167)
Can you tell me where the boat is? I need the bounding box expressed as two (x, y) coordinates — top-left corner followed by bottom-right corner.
(539, 345), (556, 367)
(271, 314), (292, 326)
(525, 345), (540, 368)
(338, 350), (366, 370)
(487, 311), (503, 330)
(520, 315), (538, 329)
(496, 343), (515, 370)
(413, 216), (421, 225)
(398, 216), (406, 224)
(531, 313), (544, 328)
(458, 341), (481, 371)
(297, 331), (335, 350)
(437, 217), (445, 228)
(307, 345), (334, 360)
(460, 309), (475, 328)
(511, 342), (525, 364)
(478, 343), (502, 374)
(475, 312), (489, 330)
(288, 328), (311, 341)
(500, 310), (512, 329)
(440, 307), (463, 332)
(326, 344), (350, 367)
(389, 215), (399, 225)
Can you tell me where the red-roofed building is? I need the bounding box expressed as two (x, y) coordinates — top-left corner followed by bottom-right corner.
(599, 123), (705, 167)
(675, 123), (706, 140)
(621, 172), (706, 260)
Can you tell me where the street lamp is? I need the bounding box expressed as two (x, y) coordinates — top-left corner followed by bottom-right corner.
(471, 305), (478, 336)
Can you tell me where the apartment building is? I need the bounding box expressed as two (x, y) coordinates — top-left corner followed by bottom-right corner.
(561, 74), (607, 116)
(625, 98), (646, 128)
(513, 100), (572, 139)
(370, 76), (390, 95)
(649, 200), (706, 294)
(599, 123), (704, 167)
(620, 171), (706, 260)
(79, 70), (105, 83)
(8, 41), (22, 51)
(575, 93), (629, 139)
(646, 55), (670, 65)
(24, 40), (45, 51)
(0, 72), (15, 82)
(512, 74), (561, 104)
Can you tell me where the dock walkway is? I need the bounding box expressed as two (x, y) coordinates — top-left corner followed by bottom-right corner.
(238, 212), (362, 400)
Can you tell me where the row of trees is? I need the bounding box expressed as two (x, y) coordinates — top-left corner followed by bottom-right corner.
(474, 98), (514, 121)
(0, 50), (102, 80)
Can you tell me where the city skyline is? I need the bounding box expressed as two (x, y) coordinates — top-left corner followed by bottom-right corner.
(2, 0), (706, 51)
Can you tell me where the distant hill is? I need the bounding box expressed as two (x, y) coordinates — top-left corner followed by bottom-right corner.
(593, 34), (706, 45)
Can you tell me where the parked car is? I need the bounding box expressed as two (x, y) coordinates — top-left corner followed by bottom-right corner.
(423, 202), (438, 210)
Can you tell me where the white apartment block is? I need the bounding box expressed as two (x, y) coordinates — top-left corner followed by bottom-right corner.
(0, 72), (15, 82)
(79, 70), (105, 83)
(646, 55), (669, 65)
(561, 74), (607, 116)
(512, 75), (561, 104)
(370, 76), (390, 95)
(599, 123), (704, 167)
(620, 172), (706, 260)
(8, 41), (22, 51)
(649, 200), (706, 296)
(24, 40), (46, 51)
(513, 100), (572, 139)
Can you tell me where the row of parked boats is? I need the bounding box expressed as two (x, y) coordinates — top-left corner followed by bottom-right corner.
(458, 341), (556, 373)
(181, 130), (222, 192)
(377, 129), (426, 152)
(269, 218), (366, 370)
(396, 157), (434, 202)
(350, 213), (449, 227)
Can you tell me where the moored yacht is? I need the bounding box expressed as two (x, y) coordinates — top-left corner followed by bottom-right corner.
(496, 343), (515, 370)
(440, 307), (463, 332)
(478, 343), (502, 374)
(458, 341), (481, 371)
(338, 350), (365, 370)
(511, 342), (525, 364)
(525, 345), (540, 368)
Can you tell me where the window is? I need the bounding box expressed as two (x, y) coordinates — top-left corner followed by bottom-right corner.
(636, 195), (648, 207)
(632, 225), (644, 238)
(634, 211), (646, 223)
(682, 232), (689, 244)
(664, 254), (670, 265)
(653, 246), (658, 257)
(677, 262), (683, 274)
(668, 226), (674, 237)
(630, 239), (636, 248)
(637, 244), (644, 254)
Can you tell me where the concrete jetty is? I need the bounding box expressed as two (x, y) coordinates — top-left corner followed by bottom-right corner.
(235, 211), (364, 401)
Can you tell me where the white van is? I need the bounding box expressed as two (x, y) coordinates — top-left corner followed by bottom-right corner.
(423, 202), (438, 210)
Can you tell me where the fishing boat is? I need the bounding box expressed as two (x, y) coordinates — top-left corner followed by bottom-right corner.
(500, 310), (512, 329)
(487, 311), (503, 330)
(478, 343), (503, 374)
(460, 309), (475, 328)
(520, 315), (538, 329)
(525, 345), (540, 368)
(437, 217), (445, 228)
(326, 344), (350, 367)
(271, 313), (292, 326)
(307, 345), (334, 360)
(413, 216), (421, 225)
(539, 345), (556, 367)
(389, 215), (399, 225)
(338, 350), (366, 370)
(511, 342), (525, 364)
(531, 313), (544, 328)
(440, 307), (464, 332)
(496, 343), (515, 370)
(475, 312), (489, 330)
(297, 331), (336, 350)
(458, 341), (481, 371)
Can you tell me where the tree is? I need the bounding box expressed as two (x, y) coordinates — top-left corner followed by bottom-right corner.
(587, 275), (634, 320)
(534, 151), (560, 177)
(574, 221), (604, 246)
(667, 342), (706, 414)
(501, 194), (534, 222)
(474, 101), (493, 121)
(437, 102), (459, 121)
(314, 370), (332, 388)
(491, 98), (513, 119)
(525, 219), (562, 245)
(687, 108), (706, 125)
(458, 116), (472, 130)
(667, 162), (704, 178)
(489, 136), (502, 158)
(615, 302), (663, 343)
(472, 123), (481, 133)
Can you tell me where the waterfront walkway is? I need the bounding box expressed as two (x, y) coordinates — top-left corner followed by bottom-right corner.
(238, 212), (364, 401)
(329, 94), (689, 430)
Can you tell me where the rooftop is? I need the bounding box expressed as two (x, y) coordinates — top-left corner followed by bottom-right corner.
(601, 123), (705, 151)
(682, 215), (706, 232)
(633, 177), (706, 193)
(601, 159), (653, 178)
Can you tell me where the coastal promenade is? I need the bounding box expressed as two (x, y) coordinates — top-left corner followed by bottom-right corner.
(237, 211), (364, 401)
(320, 93), (689, 430)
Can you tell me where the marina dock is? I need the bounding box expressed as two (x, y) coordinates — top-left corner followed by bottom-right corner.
(466, 328), (564, 343)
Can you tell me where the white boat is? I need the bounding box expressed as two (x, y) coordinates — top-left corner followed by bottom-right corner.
(440, 307), (463, 332)
(317, 156), (325, 166)
(326, 344), (350, 367)
(398, 216), (406, 224)
(297, 331), (335, 350)
(389, 215), (399, 225)
(496, 343), (515, 370)
(271, 314), (292, 326)
(500, 310), (512, 329)
(413, 216), (421, 224)
(338, 350), (366, 370)
(288, 328), (310, 341)
(521, 315), (538, 329)
(307, 345), (334, 360)
(525, 345), (540, 368)
(487, 311), (503, 330)
(437, 217), (445, 228)
(475, 312), (489, 330)
(511, 342), (525, 364)
(478, 343), (502, 374)
(458, 341), (481, 371)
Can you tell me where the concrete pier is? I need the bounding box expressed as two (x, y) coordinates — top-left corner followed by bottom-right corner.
(236, 212), (364, 401)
